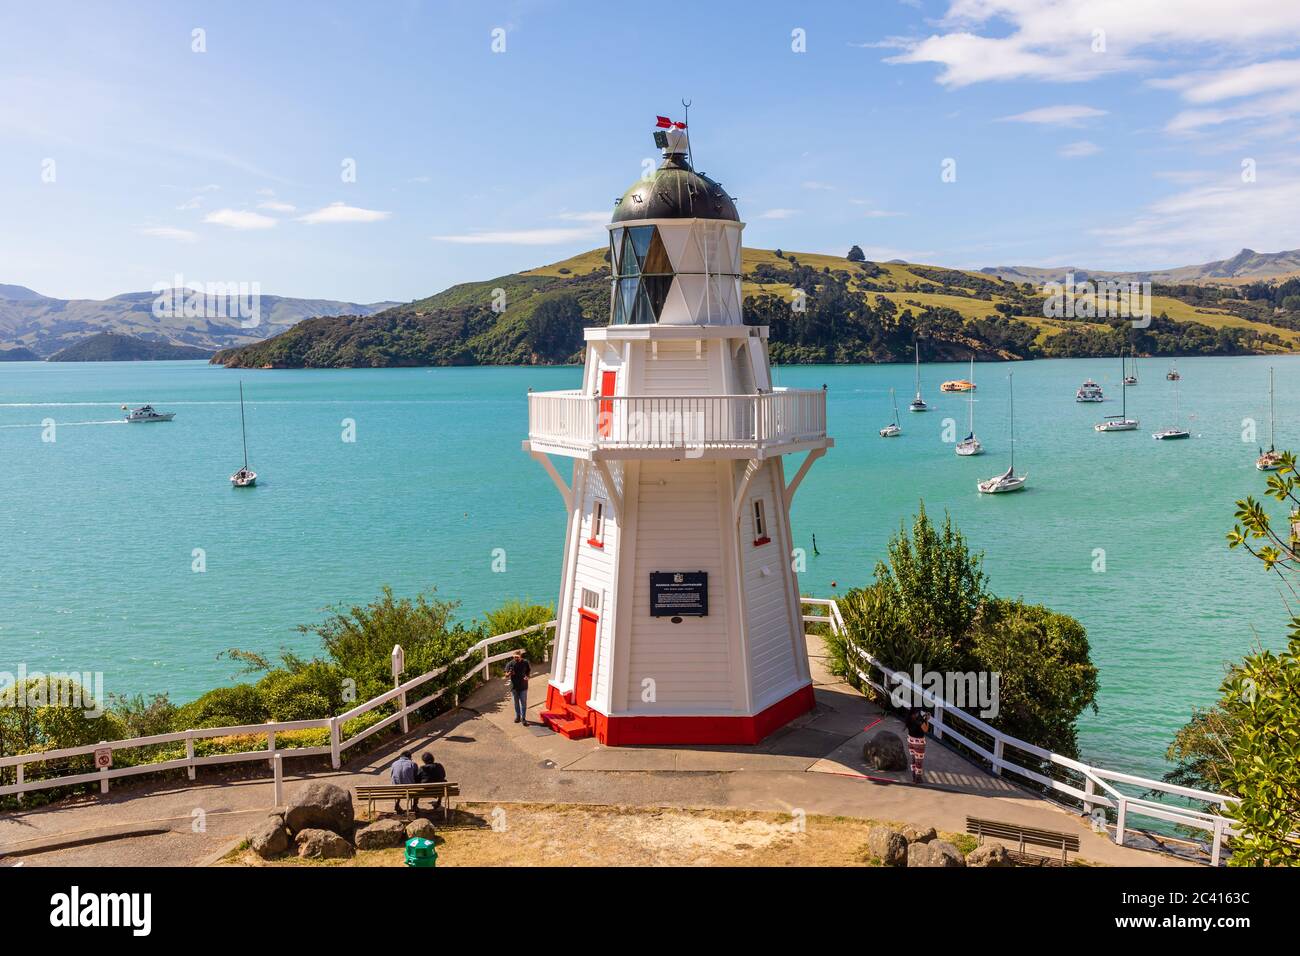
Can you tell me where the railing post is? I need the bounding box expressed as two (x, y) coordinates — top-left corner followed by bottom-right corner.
(329, 717), (341, 770)
(484, 644), (491, 680)
(931, 702), (945, 741)
(1115, 796), (1127, 847)
(16, 764), (24, 803)
(98, 740), (109, 795)
(992, 738), (1004, 775)
(1083, 776), (1097, 816)
(273, 753), (284, 808)
(1210, 818), (1223, 867)
(266, 721), (276, 768)
(392, 644), (409, 735)
(186, 730), (196, 780)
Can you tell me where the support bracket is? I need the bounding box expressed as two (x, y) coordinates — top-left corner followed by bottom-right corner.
(784, 447), (826, 509)
(529, 450), (572, 510)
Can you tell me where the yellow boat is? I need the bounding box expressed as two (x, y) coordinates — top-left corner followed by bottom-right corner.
(941, 379), (976, 392)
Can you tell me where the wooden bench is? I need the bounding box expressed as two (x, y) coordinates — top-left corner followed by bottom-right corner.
(355, 783), (460, 822)
(966, 816), (1081, 865)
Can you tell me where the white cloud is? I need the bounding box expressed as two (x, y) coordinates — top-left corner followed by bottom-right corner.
(203, 208), (277, 230)
(176, 196), (203, 210)
(432, 227), (600, 245)
(554, 211), (612, 223)
(801, 180), (835, 191)
(140, 226), (198, 242)
(298, 202), (391, 224)
(257, 200), (297, 213)
(1162, 60), (1300, 132)
(758, 208), (801, 220)
(999, 105), (1106, 126)
(1059, 140), (1101, 158)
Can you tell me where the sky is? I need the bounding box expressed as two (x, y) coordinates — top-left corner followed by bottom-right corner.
(3, 0), (1300, 302)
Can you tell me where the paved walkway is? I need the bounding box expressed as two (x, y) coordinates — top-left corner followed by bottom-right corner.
(0, 637), (1191, 867)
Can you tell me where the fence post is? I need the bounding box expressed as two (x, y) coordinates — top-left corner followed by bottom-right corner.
(991, 738), (1004, 775)
(273, 753), (284, 808)
(1083, 776), (1097, 816)
(16, 764), (24, 803)
(392, 645), (408, 735)
(1211, 818), (1223, 868)
(186, 730), (196, 780)
(98, 740), (109, 794)
(483, 644), (491, 680)
(931, 702), (945, 741)
(329, 717), (341, 770)
(266, 721), (276, 768)
(1115, 796), (1127, 847)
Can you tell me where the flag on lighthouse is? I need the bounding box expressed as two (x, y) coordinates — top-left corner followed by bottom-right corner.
(656, 115), (687, 129)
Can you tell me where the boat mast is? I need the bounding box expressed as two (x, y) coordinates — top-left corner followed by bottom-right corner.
(967, 356), (975, 435)
(239, 380), (249, 469)
(1009, 372), (1016, 472)
(1120, 353), (1126, 419)
(914, 342), (921, 399)
(891, 388), (899, 426)
(1269, 366), (1276, 451)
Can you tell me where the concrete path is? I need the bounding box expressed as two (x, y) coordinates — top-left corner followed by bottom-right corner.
(0, 637), (1191, 867)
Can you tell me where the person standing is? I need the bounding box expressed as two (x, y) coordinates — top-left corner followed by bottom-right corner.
(504, 649), (531, 726)
(905, 708), (931, 784)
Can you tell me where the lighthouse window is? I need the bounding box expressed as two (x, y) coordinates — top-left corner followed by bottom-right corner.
(589, 499), (606, 547)
(611, 226), (673, 325)
(753, 499), (770, 546)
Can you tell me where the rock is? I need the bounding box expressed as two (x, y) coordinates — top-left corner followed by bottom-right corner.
(908, 839), (965, 868)
(405, 818), (437, 841)
(248, 817), (290, 859)
(355, 819), (409, 850)
(861, 731), (908, 771)
(284, 783), (354, 837)
(901, 824), (937, 844)
(866, 826), (908, 867)
(967, 843), (1015, 867)
(295, 828), (355, 860)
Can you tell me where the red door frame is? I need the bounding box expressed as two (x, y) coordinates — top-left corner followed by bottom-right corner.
(598, 370), (617, 438)
(573, 610), (599, 708)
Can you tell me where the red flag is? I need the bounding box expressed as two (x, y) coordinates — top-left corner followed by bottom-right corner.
(655, 116), (672, 128)
(673, 121), (687, 129)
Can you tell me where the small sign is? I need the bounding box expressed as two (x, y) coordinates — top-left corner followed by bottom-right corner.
(650, 571), (708, 617)
(94, 747), (112, 770)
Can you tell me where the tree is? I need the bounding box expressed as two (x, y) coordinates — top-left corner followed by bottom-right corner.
(847, 244), (866, 262)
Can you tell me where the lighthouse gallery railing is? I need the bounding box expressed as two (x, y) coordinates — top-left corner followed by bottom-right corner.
(527, 388), (826, 452)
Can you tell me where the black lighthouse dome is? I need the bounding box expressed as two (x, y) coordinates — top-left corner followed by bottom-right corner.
(612, 128), (738, 223)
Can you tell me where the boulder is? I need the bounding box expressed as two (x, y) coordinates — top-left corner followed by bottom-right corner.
(295, 828), (355, 860)
(248, 817), (290, 859)
(861, 731), (908, 771)
(405, 818), (437, 841)
(284, 783), (354, 837)
(967, 843), (1015, 867)
(901, 824), (937, 844)
(866, 826), (908, 867)
(908, 839), (965, 868)
(355, 819), (409, 850)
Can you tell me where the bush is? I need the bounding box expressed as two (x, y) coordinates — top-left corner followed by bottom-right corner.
(483, 599), (555, 660)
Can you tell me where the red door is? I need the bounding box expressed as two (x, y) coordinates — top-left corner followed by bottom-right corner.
(574, 610), (598, 707)
(598, 370), (616, 438)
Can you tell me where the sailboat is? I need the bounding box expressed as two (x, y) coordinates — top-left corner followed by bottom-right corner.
(880, 388), (902, 437)
(1095, 353), (1139, 431)
(978, 373), (1026, 493)
(1152, 370), (1189, 440)
(230, 381), (257, 487)
(1124, 348), (1138, 386)
(909, 342), (928, 412)
(955, 356), (983, 456)
(1257, 367), (1284, 471)
(1166, 362), (1180, 381)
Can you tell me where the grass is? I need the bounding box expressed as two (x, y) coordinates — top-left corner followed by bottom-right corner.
(222, 803), (982, 868)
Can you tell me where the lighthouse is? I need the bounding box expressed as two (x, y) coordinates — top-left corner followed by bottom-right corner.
(523, 120), (832, 745)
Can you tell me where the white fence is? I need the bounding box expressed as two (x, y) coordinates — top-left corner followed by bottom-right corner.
(803, 598), (1240, 866)
(527, 388), (827, 452)
(0, 621), (555, 801)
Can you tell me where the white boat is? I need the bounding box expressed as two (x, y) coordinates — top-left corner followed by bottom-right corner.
(1095, 354), (1138, 431)
(1153, 368), (1189, 440)
(1076, 380), (1104, 402)
(1166, 363), (1180, 381)
(978, 373), (1026, 494)
(880, 388), (902, 437)
(909, 342), (928, 412)
(1124, 348), (1138, 386)
(955, 356), (983, 456)
(124, 404), (174, 423)
(1257, 367), (1284, 471)
(230, 382), (257, 487)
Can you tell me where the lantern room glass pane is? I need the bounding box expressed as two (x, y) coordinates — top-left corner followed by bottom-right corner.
(632, 279), (657, 325)
(619, 278), (640, 323)
(641, 275), (673, 320)
(619, 230), (641, 276)
(609, 228), (622, 272)
(628, 225), (654, 264)
(642, 227), (672, 275)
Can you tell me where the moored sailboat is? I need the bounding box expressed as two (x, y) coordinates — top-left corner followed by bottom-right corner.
(1257, 367), (1284, 471)
(978, 373), (1026, 494)
(1152, 368), (1189, 440)
(955, 356), (983, 456)
(1096, 353), (1139, 431)
(230, 381), (257, 487)
(880, 388), (902, 437)
(909, 341), (928, 412)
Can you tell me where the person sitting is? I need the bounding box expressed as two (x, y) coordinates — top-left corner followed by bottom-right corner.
(390, 750), (418, 813)
(416, 752), (447, 811)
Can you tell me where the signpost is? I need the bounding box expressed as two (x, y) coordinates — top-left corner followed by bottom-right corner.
(649, 571), (709, 617)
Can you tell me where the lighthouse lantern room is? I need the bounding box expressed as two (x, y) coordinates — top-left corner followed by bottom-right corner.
(523, 120), (833, 745)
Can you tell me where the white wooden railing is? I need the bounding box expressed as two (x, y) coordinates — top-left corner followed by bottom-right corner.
(527, 387), (827, 453)
(0, 621), (556, 801)
(802, 597), (1241, 866)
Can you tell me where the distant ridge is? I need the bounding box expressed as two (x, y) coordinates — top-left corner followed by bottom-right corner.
(48, 332), (214, 362)
(983, 248), (1300, 285)
(0, 345), (40, 361)
(0, 284), (49, 301)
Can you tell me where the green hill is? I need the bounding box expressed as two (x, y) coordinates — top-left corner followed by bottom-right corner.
(0, 345), (40, 361)
(211, 247), (1300, 369)
(49, 332), (214, 362)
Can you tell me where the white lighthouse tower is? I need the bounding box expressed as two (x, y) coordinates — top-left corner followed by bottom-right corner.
(524, 121), (832, 745)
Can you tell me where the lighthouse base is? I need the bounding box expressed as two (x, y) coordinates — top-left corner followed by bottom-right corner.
(543, 683), (815, 747)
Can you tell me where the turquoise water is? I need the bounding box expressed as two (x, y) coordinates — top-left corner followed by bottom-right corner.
(1, 356), (1295, 782)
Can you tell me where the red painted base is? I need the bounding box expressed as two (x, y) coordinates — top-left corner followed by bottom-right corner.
(545, 682), (816, 746)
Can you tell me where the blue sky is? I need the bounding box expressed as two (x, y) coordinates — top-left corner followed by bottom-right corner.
(3, 0), (1300, 302)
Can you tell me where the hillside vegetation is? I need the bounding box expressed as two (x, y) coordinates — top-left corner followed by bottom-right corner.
(212, 247), (1300, 369)
(48, 332), (213, 362)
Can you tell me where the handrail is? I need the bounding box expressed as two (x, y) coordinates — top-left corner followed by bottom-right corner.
(0, 620), (556, 800)
(802, 597), (1239, 866)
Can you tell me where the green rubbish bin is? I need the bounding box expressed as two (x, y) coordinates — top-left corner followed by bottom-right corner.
(405, 836), (438, 868)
